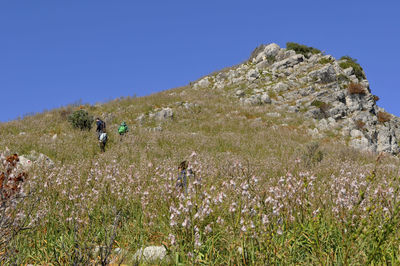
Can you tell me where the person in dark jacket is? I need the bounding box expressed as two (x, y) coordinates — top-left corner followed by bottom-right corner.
(95, 118), (106, 139)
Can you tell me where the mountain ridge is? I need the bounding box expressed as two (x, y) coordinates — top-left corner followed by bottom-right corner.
(190, 42), (400, 155)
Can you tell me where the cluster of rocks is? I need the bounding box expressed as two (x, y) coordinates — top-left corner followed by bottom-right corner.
(192, 43), (400, 154)
(18, 150), (54, 170)
(136, 107), (174, 124)
(174, 101), (199, 110)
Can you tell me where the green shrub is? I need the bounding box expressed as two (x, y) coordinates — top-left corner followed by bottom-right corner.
(318, 57), (334, 64)
(268, 90), (277, 99)
(68, 109), (94, 130)
(339, 56), (366, 80)
(286, 42), (321, 58)
(337, 73), (349, 82)
(311, 100), (330, 112)
(302, 142), (324, 167)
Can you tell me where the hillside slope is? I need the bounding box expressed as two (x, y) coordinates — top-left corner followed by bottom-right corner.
(1, 43), (400, 264)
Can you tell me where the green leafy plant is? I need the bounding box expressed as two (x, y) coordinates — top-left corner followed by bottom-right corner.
(339, 56), (366, 80)
(311, 100), (330, 112)
(337, 73), (349, 82)
(286, 42), (321, 58)
(318, 57), (334, 64)
(68, 109), (94, 130)
(302, 142), (324, 167)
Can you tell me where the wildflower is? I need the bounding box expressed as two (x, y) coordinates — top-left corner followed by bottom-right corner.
(229, 202), (237, 213)
(195, 232), (202, 248)
(205, 224), (212, 234)
(169, 213), (177, 227)
(262, 214), (269, 225)
(168, 234), (176, 245)
(241, 182), (249, 190)
(265, 196), (273, 204)
(250, 221), (255, 229)
(182, 218), (190, 228)
(241, 225), (247, 232)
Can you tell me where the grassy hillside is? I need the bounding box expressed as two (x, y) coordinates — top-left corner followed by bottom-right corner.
(1, 81), (400, 264)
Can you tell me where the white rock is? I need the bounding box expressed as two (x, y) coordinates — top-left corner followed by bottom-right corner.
(241, 95), (261, 105)
(235, 90), (245, 97)
(272, 54), (304, 70)
(317, 119), (329, 131)
(266, 112), (281, 118)
(308, 65), (337, 83)
(136, 114), (145, 124)
(350, 137), (371, 152)
(18, 156), (32, 170)
(343, 67), (354, 76)
(273, 82), (289, 92)
(350, 129), (364, 138)
(308, 128), (320, 137)
(194, 78), (211, 88)
(261, 94), (271, 104)
(133, 246), (168, 263)
(154, 108), (173, 120)
(246, 69), (259, 81)
(254, 43), (281, 63)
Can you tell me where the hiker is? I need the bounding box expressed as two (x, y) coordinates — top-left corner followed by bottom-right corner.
(99, 132), (108, 152)
(95, 118), (106, 139)
(118, 121), (129, 141)
(176, 161), (190, 194)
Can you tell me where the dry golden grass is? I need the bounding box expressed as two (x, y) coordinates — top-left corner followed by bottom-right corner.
(377, 111), (391, 123)
(347, 82), (366, 94)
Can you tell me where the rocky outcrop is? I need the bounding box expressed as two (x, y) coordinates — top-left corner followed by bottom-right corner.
(133, 246), (169, 263)
(191, 42), (400, 154)
(19, 151), (54, 169)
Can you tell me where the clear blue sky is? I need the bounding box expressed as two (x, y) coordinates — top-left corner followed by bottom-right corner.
(1, 1), (399, 122)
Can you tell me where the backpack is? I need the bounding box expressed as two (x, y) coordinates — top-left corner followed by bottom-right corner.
(118, 125), (127, 134)
(99, 132), (107, 143)
(100, 120), (106, 130)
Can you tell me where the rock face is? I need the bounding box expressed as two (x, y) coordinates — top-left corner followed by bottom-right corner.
(191, 42), (400, 154)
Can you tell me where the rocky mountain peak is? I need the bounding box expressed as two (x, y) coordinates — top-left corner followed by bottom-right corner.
(192, 42), (400, 154)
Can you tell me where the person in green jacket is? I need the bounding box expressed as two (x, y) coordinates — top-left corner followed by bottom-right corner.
(118, 122), (129, 141)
